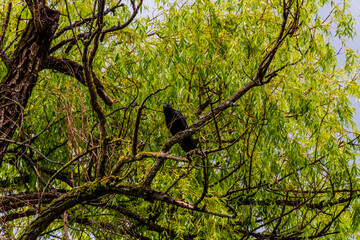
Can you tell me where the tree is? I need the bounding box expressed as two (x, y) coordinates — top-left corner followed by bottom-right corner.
(1, 0), (360, 239)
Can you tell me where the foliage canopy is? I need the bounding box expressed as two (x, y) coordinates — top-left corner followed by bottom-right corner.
(0, 0), (360, 239)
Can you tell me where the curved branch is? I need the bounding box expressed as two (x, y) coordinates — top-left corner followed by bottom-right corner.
(42, 56), (116, 105)
(53, 1), (125, 39)
(132, 86), (170, 156)
(18, 176), (233, 239)
(100, 0), (143, 41)
(143, 0), (303, 188)
(112, 151), (188, 175)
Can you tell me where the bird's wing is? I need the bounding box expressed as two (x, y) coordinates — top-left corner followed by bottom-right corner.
(173, 110), (189, 129)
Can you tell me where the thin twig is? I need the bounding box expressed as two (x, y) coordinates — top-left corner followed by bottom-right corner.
(131, 85), (170, 156)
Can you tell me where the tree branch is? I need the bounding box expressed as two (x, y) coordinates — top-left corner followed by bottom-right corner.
(131, 86), (170, 156)
(143, 0), (303, 188)
(42, 56), (116, 105)
(53, 1), (125, 39)
(100, 0), (143, 41)
(18, 176), (233, 240)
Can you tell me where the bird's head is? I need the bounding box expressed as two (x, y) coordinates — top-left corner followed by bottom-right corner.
(163, 103), (173, 111)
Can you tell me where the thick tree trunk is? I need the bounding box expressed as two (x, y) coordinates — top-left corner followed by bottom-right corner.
(0, 4), (60, 162)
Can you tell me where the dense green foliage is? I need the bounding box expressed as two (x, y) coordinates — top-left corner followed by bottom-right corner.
(1, 0), (360, 239)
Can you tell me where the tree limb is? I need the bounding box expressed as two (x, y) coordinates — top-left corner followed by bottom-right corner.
(42, 56), (116, 105)
(18, 176), (233, 239)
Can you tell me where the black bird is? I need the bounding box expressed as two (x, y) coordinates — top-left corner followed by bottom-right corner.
(163, 103), (197, 153)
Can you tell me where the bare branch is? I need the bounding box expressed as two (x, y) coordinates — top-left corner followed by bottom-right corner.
(43, 56), (116, 105)
(132, 86), (170, 156)
(53, 1), (125, 39)
(100, 0), (143, 41)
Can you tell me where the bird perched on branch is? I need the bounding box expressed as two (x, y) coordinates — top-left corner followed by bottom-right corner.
(163, 103), (197, 153)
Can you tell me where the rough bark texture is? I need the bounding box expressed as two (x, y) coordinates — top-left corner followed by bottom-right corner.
(18, 179), (113, 240)
(18, 176), (228, 239)
(0, 4), (60, 162)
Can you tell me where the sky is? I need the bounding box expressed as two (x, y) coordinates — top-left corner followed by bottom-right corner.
(319, 0), (360, 65)
(318, 1), (360, 126)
